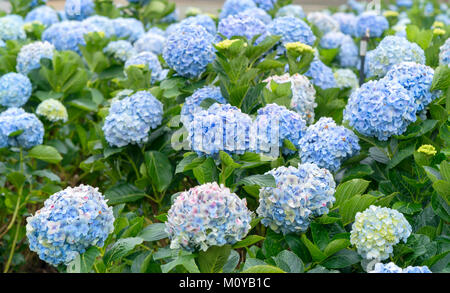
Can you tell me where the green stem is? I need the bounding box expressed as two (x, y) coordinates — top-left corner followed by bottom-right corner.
(3, 218), (22, 273)
(124, 153), (140, 180)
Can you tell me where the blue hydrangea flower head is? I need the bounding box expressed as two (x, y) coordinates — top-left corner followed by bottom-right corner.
(179, 14), (216, 36)
(166, 182), (252, 251)
(16, 41), (55, 75)
(264, 73), (317, 124)
(36, 98), (68, 122)
(238, 8), (272, 24)
(26, 184), (115, 266)
(403, 266), (432, 273)
(344, 79), (417, 141)
(25, 6), (59, 27)
(180, 86), (226, 127)
(334, 69), (359, 89)
(218, 14), (269, 44)
(30, 0), (48, 7)
(65, 0), (94, 21)
(0, 39), (4, 47)
(268, 16), (316, 46)
(255, 103), (306, 154)
(188, 103), (253, 156)
(112, 17), (145, 42)
(124, 51), (165, 83)
(338, 36), (359, 68)
(147, 26), (165, 37)
(257, 163), (336, 234)
(369, 262), (403, 273)
(0, 107), (44, 149)
(396, 0), (413, 8)
(368, 36), (425, 78)
(275, 4), (305, 19)
(348, 0), (365, 14)
(253, 0), (276, 11)
(307, 12), (340, 34)
(299, 117), (360, 172)
(133, 32), (166, 55)
(305, 58), (338, 89)
(320, 31), (347, 49)
(439, 38), (450, 66)
(355, 11), (389, 38)
(0, 15), (26, 41)
(0, 73), (32, 107)
(351, 205), (412, 260)
(384, 62), (439, 111)
(104, 40), (136, 62)
(82, 15), (115, 38)
(42, 21), (88, 53)
(160, 9), (179, 23)
(332, 12), (357, 36)
(103, 91), (163, 148)
(163, 24), (215, 78)
(219, 0), (256, 19)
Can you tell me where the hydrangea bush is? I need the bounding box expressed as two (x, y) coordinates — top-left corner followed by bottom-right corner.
(0, 0), (447, 275)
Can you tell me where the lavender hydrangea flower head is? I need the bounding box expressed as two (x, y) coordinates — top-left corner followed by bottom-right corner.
(104, 40), (136, 62)
(180, 86), (226, 127)
(368, 36), (425, 78)
(264, 73), (317, 124)
(0, 73), (32, 108)
(16, 41), (55, 75)
(255, 103), (307, 154)
(384, 62), (439, 111)
(253, 0), (277, 11)
(299, 117), (360, 172)
(219, 0), (256, 19)
(0, 108), (44, 149)
(179, 14), (216, 36)
(268, 16), (316, 46)
(65, 0), (94, 21)
(42, 21), (88, 54)
(238, 8), (272, 24)
(355, 11), (389, 38)
(112, 17), (145, 42)
(439, 38), (450, 67)
(350, 205), (412, 260)
(332, 12), (357, 36)
(25, 6), (59, 27)
(165, 182), (252, 251)
(124, 51), (165, 83)
(188, 103), (253, 156)
(307, 12), (340, 34)
(82, 15), (115, 38)
(163, 24), (215, 78)
(102, 91), (163, 147)
(0, 15), (26, 41)
(26, 185), (115, 266)
(275, 4), (305, 19)
(36, 99), (68, 122)
(257, 163), (336, 234)
(218, 15), (269, 44)
(334, 69), (359, 89)
(344, 79), (417, 141)
(305, 58), (338, 89)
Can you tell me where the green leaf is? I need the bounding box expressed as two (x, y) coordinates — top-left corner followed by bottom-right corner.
(321, 249), (361, 269)
(67, 247), (101, 273)
(161, 254), (200, 273)
(301, 234), (326, 262)
(387, 144), (415, 169)
(7, 171), (26, 190)
(32, 170), (61, 183)
(222, 250), (240, 273)
(431, 65), (450, 91)
(433, 180), (450, 204)
(439, 160), (450, 182)
(323, 239), (351, 257)
(392, 201), (423, 215)
(236, 174), (276, 188)
(242, 265), (285, 273)
(310, 222), (329, 251)
(334, 179), (370, 208)
(192, 157), (218, 184)
(103, 237), (143, 265)
(431, 193), (450, 222)
(27, 145), (62, 164)
(198, 245), (231, 273)
(342, 164), (374, 182)
(272, 250), (304, 273)
(138, 223), (168, 242)
(104, 183), (146, 205)
(340, 194), (377, 225)
(232, 235), (265, 249)
(285, 233), (311, 263)
(69, 98), (97, 112)
(145, 151), (173, 192)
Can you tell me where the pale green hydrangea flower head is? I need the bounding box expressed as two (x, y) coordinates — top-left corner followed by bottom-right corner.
(36, 99), (68, 122)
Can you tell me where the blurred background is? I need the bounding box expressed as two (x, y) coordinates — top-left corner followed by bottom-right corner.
(0, 0), (349, 14)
